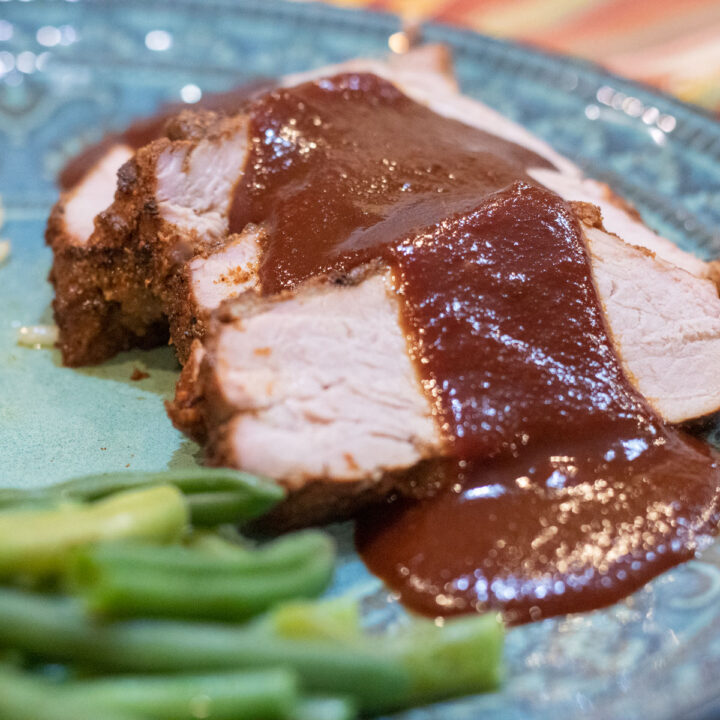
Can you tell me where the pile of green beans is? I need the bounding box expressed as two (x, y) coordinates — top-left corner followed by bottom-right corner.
(0, 588), (502, 714)
(0, 469), (504, 719)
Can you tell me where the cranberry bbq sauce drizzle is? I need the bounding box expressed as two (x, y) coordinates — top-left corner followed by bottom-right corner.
(229, 73), (720, 624)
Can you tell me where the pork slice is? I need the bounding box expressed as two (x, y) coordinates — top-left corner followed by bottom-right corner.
(54, 144), (135, 248)
(587, 224), (720, 424)
(206, 271), (439, 480)
(188, 228), (261, 310)
(46, 143), (165, 365)
(193, 266), (440, 526)
(530, 167), (709, 278)
(166, 225), (262, 357)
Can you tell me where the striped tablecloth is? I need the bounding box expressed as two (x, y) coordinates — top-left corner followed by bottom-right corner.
(321, 0), (720, 112)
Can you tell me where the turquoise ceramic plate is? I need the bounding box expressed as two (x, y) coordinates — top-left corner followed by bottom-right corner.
(1, 1), (720, 718)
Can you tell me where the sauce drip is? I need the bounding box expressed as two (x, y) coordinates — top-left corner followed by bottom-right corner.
(227, 73), (720, 623)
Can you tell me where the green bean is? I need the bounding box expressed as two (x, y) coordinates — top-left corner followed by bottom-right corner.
(388, 612), (505, 705)
(292, 697), (357, 720)
(270, 598), (504, 707)
(0, 665), (147, 720)
(185, 490), (276, 525)
(70, 532), (335, 620)
(0, 468), (285, 526)
(0, 486), (187, 579)
(61, 669), (297, 720)
(0, 589), (410, 713)
(54, 468), (285, 525)
(73, 530), (333, 577)
(0, 663), (350, 720)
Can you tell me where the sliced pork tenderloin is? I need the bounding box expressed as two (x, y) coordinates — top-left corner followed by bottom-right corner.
(45, 47), (720, 531)
(587, 224), (720, 423)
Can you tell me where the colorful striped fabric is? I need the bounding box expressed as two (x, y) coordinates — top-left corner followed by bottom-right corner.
(320, 0), (720, 112)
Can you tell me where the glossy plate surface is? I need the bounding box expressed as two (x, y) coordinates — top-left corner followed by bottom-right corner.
(1, 2), (720, 718)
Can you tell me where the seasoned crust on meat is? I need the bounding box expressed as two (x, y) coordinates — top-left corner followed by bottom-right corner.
(48, 110), (249, 365)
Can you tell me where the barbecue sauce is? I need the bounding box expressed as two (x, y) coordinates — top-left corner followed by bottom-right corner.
(228, 73), (720, 623)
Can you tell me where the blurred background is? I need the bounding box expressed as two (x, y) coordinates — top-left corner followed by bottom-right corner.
(312, 0), (720, 113)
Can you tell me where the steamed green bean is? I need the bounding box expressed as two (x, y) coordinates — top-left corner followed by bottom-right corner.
(0, 486), (187, 578)
(70, 532), (335, 620)
(55, 468), (284, 525)
(0, 468), (285, 525)
(270, 598), (504, 705)
(73, 529), (332, 576)
(61, 668), (297, 720)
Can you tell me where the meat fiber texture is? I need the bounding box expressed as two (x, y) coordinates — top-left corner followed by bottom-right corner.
(46, 47), (720, 525)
